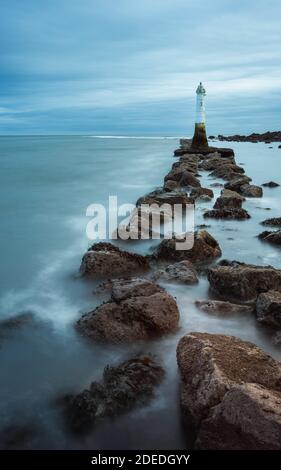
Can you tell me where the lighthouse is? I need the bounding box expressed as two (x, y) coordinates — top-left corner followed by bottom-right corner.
(191, 82), (209, 150)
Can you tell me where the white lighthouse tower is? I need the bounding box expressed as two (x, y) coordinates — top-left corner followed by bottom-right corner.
(191, 82), (209, 149)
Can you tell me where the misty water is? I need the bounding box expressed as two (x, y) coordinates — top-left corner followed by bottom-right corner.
(0, 135), (281, 449)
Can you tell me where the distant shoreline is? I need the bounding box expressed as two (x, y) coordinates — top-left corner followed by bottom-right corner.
(210, 131), (281, 143)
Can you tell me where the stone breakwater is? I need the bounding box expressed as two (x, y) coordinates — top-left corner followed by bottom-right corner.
(213, 130), (281, 143)
(70, 137), (281, 448)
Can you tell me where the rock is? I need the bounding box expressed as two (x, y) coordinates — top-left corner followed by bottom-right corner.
(256, 290), (281, 327)
(154, 230), (221, 265)
(190, 187), (214, 199)
(261, 217), (281, 226)
(163, 180), (179, 192)
(210, 182), (223, 188)
(213, 196), (242, 210)
(195, 299), (253, 315)
(80, 243), (150, 277)
(62, 356), (164, 433)
(203, 208), (250, 220)
(0, 312), (34, 333)
(76, 278), (179, 343)
(197, 383), (281, 450)
(177, 332), (281, 424)
(0, 423), (37, 449)
(224, 176), (252, 192)
(258, 230), (281, 245)
(197, 195), (212, 202)
(217, 131), (281, 143)
(200, 154), (235, 171)
(262, 181), (279, 188)
(208, 261), (281, 301)
(279, 145), (281, 149)
(152, 260), (199, 284)
(240, 184), (263, 198)
(176, 332), (281, 448)
(221, 189), (245, 201)
(136, 189), (193, 207)
(273, 331), (281, 345)
(210, 164), (244, 181)
(164, 168), (201, 188)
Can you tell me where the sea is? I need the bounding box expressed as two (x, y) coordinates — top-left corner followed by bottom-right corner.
(0, 135), (281, 449)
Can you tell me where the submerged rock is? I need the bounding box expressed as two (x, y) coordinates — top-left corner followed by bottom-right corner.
(203, 208), (250, 220)
(152, 260), (199, 284)
(76, 278), (179, 343)
(177, 332), (281, 449)
(256, 290), (281, 327)
(208, 261), (281, 301)
(261, 217), (281, 226)
(62, 356), (164, 433)
(262, 181), (279, 188)
(153, 230), (221, 265)
(258, 230), (281, 245)
(80, 243), (150, 277)
(240, 184), (263, 198)
(195, 299), (253, 315)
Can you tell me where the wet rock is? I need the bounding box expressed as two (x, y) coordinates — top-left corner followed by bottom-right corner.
(208, 261), (281, 301)
(197, 383), (281, 450)
(177, 332), (281, 449)
(240, 184), (263, 198)
(220, 188), (245, 201)
(273, 331), (281, 345)
(163, 179), (179, 192)
(164, 168), (201, 188)
(154, 230), (221, 265)
(203, 208), (250, 220)
(177, 332), (281, 425)
(152, 260), (199, 284)
(256, 290), (281, 327)
(80, 243), (150, 277)
(190, 187), (214, 199)
(210, 164), (244, 181)
(62, 356), (164, 433)
(217, 131), (281, 143)
(136, 189), (193, 207)
(200, 154), (235, 171)
(258, 230), (281, 245)
(224, 176), (252, 192)
(195, 299), (253, 315)
(76, 278), (179, 343)
(262, 181), (279, 188)
(210, 182), (223, 188)
(213, 196), (242, 210)
(261, 217), (281, 226)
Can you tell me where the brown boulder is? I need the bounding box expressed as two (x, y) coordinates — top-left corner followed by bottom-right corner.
(190, 187), (214, 199)
(76, 278), (179, 343)
(197, 383), (281, 450)
(80, 243), (150, 277)
(213, 196), (242, 210)
(224, 176), (252, 192)
(240, 184), (263, 197)
(256, 290), (281, 327)
(164, 168), (201, 188)
(154, 230), (221, 265)
(261, 217), (281, 227)
(258, 230), (281, 245)
(208, 261), (281, 301)
(221, 188), (245, 200)
(136, 189), (193, 207)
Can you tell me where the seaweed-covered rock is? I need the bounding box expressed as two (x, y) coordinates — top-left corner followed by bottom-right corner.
(261, 217), (281, 227)
(258, 230), (281, 246)
(62, 356), (164, 433)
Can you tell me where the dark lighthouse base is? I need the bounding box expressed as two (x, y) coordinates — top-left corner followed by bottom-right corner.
(191, 123), (209, 150)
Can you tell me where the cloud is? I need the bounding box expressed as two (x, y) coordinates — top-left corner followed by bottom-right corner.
(1, 0), (281, 134)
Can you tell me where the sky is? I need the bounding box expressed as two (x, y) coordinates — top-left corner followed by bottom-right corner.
(1, 0), (281, 135)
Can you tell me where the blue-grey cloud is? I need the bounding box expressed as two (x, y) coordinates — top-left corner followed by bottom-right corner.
(1, 0), (281, 134)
